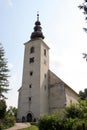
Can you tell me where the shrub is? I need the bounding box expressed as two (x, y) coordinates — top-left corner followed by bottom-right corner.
(1, 115), (16, 129)
(64, 118), (87, 130)
(38, 113), (64, 130)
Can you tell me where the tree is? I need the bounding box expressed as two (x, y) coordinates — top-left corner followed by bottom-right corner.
(64, 104), (81, 119)
(0, 99), (7, 119)
(78, 0), (87, 31)
(7, 106), (17, 119)
(79, 1), (87, 61)
(79, 0), (87, 14)
(0, 43), (9, 99)
(79, 88), (87, 100)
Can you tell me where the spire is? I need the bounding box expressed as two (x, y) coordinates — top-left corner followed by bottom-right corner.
(30, 13), (45, 40)
(37, 12), (39, 21)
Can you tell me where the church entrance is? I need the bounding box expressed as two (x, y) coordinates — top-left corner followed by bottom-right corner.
(27, 113), (32, 122)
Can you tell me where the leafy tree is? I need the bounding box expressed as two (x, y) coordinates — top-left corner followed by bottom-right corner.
(64, 100), (87, 120)
(78, 0), (87, 31)
(64, 104), (81, 119)
(78, 99), (87, 119)
(7, 106), (17, 119)
(0, 43), (9, 99)
(79, 88), (87, 100)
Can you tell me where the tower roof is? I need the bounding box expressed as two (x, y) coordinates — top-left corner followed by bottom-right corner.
(30, 13), (45, 40)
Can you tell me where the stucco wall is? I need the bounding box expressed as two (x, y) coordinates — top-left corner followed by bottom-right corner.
(65, 84), (79, 106)
(48, 70), (66, 113)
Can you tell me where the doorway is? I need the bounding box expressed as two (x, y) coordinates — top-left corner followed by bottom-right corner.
(27, 113), (32, 122)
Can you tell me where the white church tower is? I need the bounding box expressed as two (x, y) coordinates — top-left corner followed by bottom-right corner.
(17, 14), (50, 122)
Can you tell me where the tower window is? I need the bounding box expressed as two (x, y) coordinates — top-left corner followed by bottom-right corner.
(29, 97), (31, 101)
(44, 74), (46, 78)
(30, 46), (34, 53)
(44, 49), (46, 56)
(29, 57), (34, 63)
(29, 84), (32, 88)
(30, 71), (33, 76)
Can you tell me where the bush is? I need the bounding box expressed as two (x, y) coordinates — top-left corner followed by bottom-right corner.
(1, 115), (16, 129)
(38, 113), (87, 130)
(64, 118), (87, 130)
(38, 113), (64, 130)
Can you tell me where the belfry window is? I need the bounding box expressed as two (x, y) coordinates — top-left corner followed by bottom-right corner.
(44, 49), (46, 56)
(30, 46), (34, 53)
(29, 57), (34, 63)
(30, 71), (33, 76)
(29, 84), (32, 88)
(29, 97), (31, 101)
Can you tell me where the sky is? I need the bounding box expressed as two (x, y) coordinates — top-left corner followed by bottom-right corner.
(0, 0), (87, 108)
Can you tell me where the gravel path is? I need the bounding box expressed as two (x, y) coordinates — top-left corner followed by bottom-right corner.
(5, 123), (30, 130)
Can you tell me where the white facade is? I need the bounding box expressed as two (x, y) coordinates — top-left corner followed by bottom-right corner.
(17, 38), (49, 122)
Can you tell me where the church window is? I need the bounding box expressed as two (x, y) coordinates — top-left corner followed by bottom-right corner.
(30, 71), (33, 76)
(29, 84), (32, 88)
(29, 57), (34, 63)
(30, 46), (34, 53)
(44, 49), (46, 56)
(29, 97), (31, 101)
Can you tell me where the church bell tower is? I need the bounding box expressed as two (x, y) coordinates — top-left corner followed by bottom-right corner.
(17, 14), (50, 122)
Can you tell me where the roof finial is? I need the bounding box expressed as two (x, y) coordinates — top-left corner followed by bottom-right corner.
(37, 11), (39, 21)
(30, 12), (45, 40)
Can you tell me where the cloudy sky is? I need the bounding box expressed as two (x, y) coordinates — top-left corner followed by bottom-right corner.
(0, 0), (87, 108)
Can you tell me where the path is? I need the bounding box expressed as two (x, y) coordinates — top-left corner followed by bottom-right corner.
(6, 123), (30, 130)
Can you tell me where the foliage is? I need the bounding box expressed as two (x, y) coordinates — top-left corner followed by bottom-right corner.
(78, 99), (87, 119)
(79, 0), (87, 14)
(0, 99), (7, 119)
(78, 0), (87, 32)
(0, 106), (17, 129)
(1, 114), (16, 129)
(64, 118), (87, 130)
(7, 106), (17, 119)
(64, 104), (80, 119)
(38, 100), (87, 130)
(79, 88), (87, 100)
(0, 43), (9, 99)
(38, 113), (64, 130)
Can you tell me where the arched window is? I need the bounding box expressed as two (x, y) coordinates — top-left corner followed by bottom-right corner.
(30, 46), (34, 53)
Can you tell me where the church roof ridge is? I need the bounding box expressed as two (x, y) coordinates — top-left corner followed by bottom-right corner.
(49, 70), (79, 96)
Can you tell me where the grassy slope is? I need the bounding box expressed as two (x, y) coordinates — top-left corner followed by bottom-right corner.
(20, 125), (39, 130)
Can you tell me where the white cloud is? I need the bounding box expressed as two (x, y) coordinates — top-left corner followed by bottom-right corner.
(50, 44), (87, 94)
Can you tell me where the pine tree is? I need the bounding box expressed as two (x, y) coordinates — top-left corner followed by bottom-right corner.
(0, 43), (9, 99)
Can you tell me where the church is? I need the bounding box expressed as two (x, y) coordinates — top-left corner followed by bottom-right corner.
(17, 14), (79, 122)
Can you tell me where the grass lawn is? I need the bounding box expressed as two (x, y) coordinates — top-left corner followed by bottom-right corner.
(20, 125), (39, 130)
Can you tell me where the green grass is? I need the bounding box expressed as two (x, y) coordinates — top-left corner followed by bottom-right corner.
(20, 125), (39, 130)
